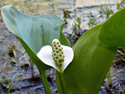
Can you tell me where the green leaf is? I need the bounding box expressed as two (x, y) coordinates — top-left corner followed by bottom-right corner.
(56, 71), (63, 94)
(1, 5), (70, 71)
(56, 8), (125, 94)
(56, 24), (118, 94)
(99, 7), (125, 47)
(1, 5), (70, 94)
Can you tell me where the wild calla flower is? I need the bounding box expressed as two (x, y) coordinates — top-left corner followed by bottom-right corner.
(37, 39), (74, 72)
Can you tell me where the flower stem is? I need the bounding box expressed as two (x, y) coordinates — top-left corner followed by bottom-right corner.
(57, 70), (68, 94)
(39, 71), (52, 94)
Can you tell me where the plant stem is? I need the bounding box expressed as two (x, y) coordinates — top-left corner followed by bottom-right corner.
(108, 70), (112, 85)
(58, 70), (67, 94)
(39, 71), (52, 94)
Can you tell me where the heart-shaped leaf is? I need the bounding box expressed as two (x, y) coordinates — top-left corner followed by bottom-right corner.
(1, 5), (70, 72)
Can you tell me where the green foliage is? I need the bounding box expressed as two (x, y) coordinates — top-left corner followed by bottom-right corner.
(0, 73), (19, 94)
(57, 7), (125, 94)
(1, 5), (70, 94)
(117, 3), (121, 10)
(87, 17), (97, 28)
(2, 4), (125, 94)
(99, 8), (125, 47)
(7, 73), (19, 94)
(106, 70), (112, 90)
(75, 17), (81, 29)
(100, 5), (114, 18)
(116, 0), (125, 11)
(1, 5), (70, 71)
(57, 24), (117, 94)
(69, 17), (81, 41)
(72, 17), (81, 31)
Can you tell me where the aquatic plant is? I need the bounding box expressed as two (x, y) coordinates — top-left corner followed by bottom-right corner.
(1, 5), (125, 94)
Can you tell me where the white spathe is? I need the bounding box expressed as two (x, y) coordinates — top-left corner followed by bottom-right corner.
(37, 45), (74, 72)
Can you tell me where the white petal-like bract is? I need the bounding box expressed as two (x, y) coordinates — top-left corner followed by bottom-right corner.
(37, 45), (74, 72)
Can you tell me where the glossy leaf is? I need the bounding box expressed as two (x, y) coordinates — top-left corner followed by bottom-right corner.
(56, 8), (125, 94)
(58, 24), (117, 94)
(1, 5), (70, 72)
(99, 8), (125, 46)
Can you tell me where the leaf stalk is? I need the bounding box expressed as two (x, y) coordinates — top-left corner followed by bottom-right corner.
(39, 71), (52, 94)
